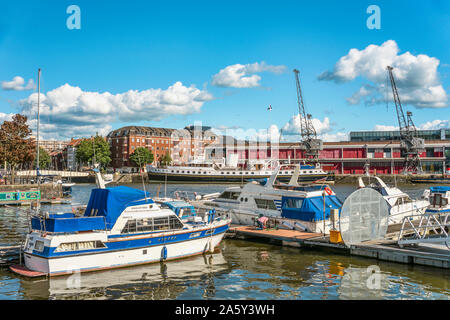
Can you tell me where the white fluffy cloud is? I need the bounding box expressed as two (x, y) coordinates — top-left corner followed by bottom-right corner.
(373, 119), (450, 131)
(319, 40), (448, 108)
(0, 112), (14, 123)
(281, 115), (332, 136)
(212, 62), (286, 88)
(19, 82), (213, 139)
(2, 76), (35, 91)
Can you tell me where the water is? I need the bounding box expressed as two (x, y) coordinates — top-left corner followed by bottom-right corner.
(0, 183), (448, 300)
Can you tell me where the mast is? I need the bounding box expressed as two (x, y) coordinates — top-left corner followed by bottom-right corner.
(36, 68), (41, 213)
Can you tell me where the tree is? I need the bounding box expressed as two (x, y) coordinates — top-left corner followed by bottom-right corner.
(76, 135), (111, 169)
(130, 147), (154, 167)
(0, 114), (35, 183)
(34, 147), (51, 169)
(160, 152), (172, 166)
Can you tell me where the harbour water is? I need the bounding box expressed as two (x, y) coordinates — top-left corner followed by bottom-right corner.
(0, 183), (448, 300)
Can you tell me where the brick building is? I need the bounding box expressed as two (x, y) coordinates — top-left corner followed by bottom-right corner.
(106, 126), (217, 170)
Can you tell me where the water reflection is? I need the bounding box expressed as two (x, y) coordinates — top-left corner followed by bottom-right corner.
(17, 252), (229, 300)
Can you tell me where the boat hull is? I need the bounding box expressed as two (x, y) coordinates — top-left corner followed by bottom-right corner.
(23, 228), (228, 277)
(148, 172), (333, 183)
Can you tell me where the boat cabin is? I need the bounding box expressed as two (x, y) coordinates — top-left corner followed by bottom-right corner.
(425, 186), (450, 213)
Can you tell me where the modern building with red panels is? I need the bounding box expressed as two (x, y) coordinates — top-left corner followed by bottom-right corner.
(204, 139), (449, 174)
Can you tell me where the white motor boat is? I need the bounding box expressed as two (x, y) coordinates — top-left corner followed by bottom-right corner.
(357, 176), (429, 224)
(10, 169), (231, 277)
(196, 165), (342, 233)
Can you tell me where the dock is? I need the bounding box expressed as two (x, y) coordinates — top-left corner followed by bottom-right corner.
(226, 225), (449, 269)
(0, 198), (71, 206)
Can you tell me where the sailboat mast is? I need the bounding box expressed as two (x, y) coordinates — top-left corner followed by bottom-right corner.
(36, 68), (41, 172)
(36, 68), (41, 212)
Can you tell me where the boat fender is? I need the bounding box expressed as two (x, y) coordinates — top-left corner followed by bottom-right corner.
(161, 246), (167, 261)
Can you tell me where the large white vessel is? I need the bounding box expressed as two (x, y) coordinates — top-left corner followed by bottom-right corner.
(147, 157), (333, 184)
(357, 176), (429, 224)
(194, 165), (342, 233)
(10, 171), (231, 277)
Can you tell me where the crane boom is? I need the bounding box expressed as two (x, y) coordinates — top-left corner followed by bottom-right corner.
(293, 69), (322, 164)
(386, 66), (424, 174)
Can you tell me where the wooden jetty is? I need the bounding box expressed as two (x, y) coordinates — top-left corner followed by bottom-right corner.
(0, 198), (70, 206)
(226, 225), (449, 269)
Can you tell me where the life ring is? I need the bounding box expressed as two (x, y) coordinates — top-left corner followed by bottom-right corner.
(324, 187), (332, 195)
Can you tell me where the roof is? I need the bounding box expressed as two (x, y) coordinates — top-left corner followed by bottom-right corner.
(163, 200), (193, 208)
(429, 186), (450, 193)
(84, 186), (153, 229)
(107, 126), (175, 138)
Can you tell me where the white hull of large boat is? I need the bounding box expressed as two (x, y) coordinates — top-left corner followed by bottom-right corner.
(228, 209), (333, 234)
(24, 232), (226, 276)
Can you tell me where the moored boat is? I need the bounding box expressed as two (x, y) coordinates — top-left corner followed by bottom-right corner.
(147, 162), (333, 183)
(193, 165), (342, 233)
(357, 176), (429, 224)
(10, 185), (231, 277)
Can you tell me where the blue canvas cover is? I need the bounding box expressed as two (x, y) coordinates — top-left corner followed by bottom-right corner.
(84, 186), (153, 229)
(281, 195), (342, 221)
(31, 215), (106, 233)
(430, 186), (450, 193)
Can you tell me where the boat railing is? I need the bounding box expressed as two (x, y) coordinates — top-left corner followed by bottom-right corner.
(397, 211), (450, 248)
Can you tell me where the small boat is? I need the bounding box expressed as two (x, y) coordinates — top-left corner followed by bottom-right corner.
(194, 165), (342, 233)
(357, 176), (429, 224)
(10, 170), (231, 277)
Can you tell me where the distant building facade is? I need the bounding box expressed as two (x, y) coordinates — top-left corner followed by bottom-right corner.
(350, 128), (450, 142)
(106, 125), (217, 170)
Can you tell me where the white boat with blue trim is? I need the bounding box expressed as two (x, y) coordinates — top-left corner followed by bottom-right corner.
(10, 172), (231, 277)
(194, 165), (342, 233)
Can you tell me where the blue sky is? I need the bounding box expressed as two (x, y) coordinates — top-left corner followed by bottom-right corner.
(0, 0), (449, 141)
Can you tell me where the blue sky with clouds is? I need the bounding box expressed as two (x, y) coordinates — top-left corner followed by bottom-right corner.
(0, 0), (449, 141)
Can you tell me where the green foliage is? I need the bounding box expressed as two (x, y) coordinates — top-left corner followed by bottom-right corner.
(0, 114), (35, 167)
(35, 147), (51, 169)
(76, 135), (111, 168)
(130, 147), (154, 167)
(160, 152), (172, 166)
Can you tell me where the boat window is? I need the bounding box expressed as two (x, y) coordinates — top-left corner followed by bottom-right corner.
(34, 240), (45, 252)
(179, 207), (193, 218)
(169, 216), (184, 229)
(218, 191), (240, 200)
(403, 196), (412, 204)
(431, 194), (445, 207)
(55, 241), (106, 252)
(284, 198), (304, 209)
(122, 219), (138, 233)
(255, 199), (277, 210)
